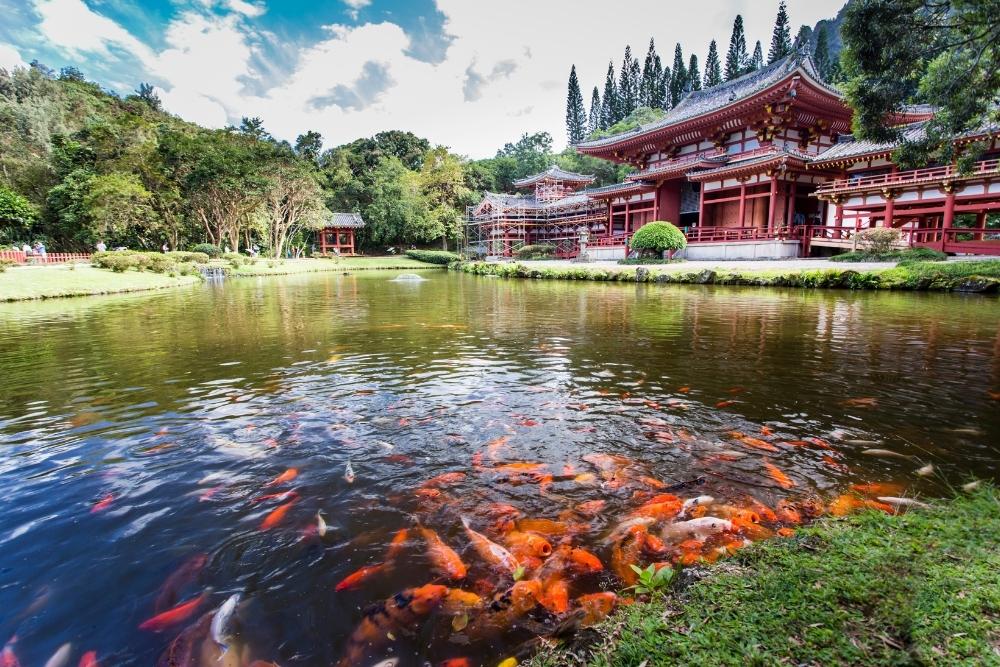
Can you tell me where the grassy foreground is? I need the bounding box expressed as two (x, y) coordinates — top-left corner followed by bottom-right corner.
(0, 264), (200, 301)
(226, 256), (443, 276)
(530, 488), (1000, 667)
(457, 259), (1000, 292)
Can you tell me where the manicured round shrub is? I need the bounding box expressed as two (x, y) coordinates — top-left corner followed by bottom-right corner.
(515, 244), (556, 259)
(630, 221), (687, 257)
(859, 228), (901, 255)
(190, 243), (221, 258)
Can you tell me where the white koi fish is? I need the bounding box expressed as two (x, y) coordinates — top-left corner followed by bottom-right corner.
(211, 593), (242, 655)
(661, 517), (733, 540)
(345, 461), (356, 484)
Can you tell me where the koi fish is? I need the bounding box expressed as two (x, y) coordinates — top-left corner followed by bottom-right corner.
(493, 462), (546, 474)
(577, 499), (606, 516)
(610, 526), (646, 586)
(877, 496), (931, 509)
(677, 386), (690, 393)
(2, 636), (19, 667)
(155, 553), (208, 613)
(537, 576), (569, 614)
(260, 499), (295, 530)
(963, 480), (981, 492)
(385, 528), (409, 560)
(681, 495), (714, 515)
(344, 461), (355, 483)
(460, 517), (519, 574)
(43, 644), (72, 667)
(422, 472), (466, 488)
(418, 527), (467, 579)
(565, 547), (603, 573)
(382, 454), (415, 465)
(265, 468), (297, 486)
(336, 584), (448, 667)
(916, 464), (934, 477)
(440, 588), (483, 615)
(486, 435), (511, 460)
(841, 397), (878, 408)
(763, 462), (796, 489)
(516, 518), (568, 535)
(439, 659), (471, 667)
(504, 531), (552, 558)
(77, 652), (98, 667)
(577, 592), (617, 627)
(850, 482), (905, 497)
(661, 517), (733, 541)
(631, 496), (683, 521)
(861, 448), (910, 459)
(516, 419), (539, 427)
(90, 494), (115, 514)
(606, 516), (656, 543)
(251, 490), (297, 504)
(335, 564), (387, 592)
(210, 593), (241, 655)
(988, 390), (1000, 401)
(139, 593), (206, 631)
(716, 400), (735, 408)
(316, 511), (328, 537)
(465, 580), (542, 639)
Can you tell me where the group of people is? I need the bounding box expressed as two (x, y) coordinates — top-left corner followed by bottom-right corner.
(12, 241), (47, 258)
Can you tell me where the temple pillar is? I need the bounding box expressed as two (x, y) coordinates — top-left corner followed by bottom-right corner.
(655, 180), (682, 224)
(767, 175), (778, 234)
(941, 183), (956, 251)
(737, 180), (747, 228)
(785, 181), (797, 229)
(882, 190), (895, 228)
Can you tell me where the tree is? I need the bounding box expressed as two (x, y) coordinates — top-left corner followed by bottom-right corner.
(600, 61), (618, 128)
(629, 221), (687, 258)
(749, 41), (764, 72)
(658, 65), (672, 110)
(46, 170), (158, 247)
(768, 0), (793, 64)
(362, 157), (434, 246)
(135, 83), (161, 111)
(588, 86), (602, 135)
(814, 26), (832, 80)
(670, 44), (688, 106)
(842, 0), (1000, 168)
(704, 40), (723, 88)
(58, 66), (85, 82)
(0, 186), (37, 243)
(725, 15), (749, 80)
(688, 54), (702, 91)
(565, 65), (587, 145)
(294, 131), (323, 164)
(261, 159), (327, 259)
(640, 38), (663, 108)
(618, 46), (638, 119)
(419, 146), (472, 249)
(237, 117), (271, 142)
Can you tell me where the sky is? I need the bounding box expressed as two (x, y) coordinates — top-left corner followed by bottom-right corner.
(0, 0), (845, 159)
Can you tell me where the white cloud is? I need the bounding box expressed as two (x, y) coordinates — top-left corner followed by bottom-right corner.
(0, 43), (27, 71)
(28, 0), (846, 157)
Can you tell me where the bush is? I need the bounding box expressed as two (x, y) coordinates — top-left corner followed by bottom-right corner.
(92, 250), (180, 274)
(896, 247), (947, 263)
(405, 249), (461, 265)
(0, 258), (15, 272)
(630, 221), (687, 257)
(515, 244), (556, 260)
(222, 252), (245, 268)
(190, 243), (221, 258)
(167, 251), (210, 264)
(859, 228), (901, 255)
(830, 246), (947, 263)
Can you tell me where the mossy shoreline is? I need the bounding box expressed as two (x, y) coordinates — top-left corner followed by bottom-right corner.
(454, 260), (1000, 292)
(528, 487), (1000, 667)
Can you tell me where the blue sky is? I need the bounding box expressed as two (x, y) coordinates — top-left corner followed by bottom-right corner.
(0, 0), (845, 158)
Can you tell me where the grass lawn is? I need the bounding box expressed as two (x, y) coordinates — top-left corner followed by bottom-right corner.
(530, 487), (1000, 666)
(0, 264), (199, 301)
(225, 256), (442, 276)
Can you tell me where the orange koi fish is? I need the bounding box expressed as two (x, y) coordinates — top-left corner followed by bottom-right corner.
(763, 462), (796, 489)
(822, 455), (849, 471)
(516, 518), (568, 535)
(840, 397), (878, 408)
(77, 652), (98, 667)
(440, 588), (483, 615)
(537, 576), (569, 614)
(775, 500), (802, 525)
(566, 547), (603, 573)
(850, 482), (905, 498)
(260, 499), (296, 530)
(577, 592), (617, 627)
(494, 462), (546, 474)
(577, 500), (606, 517)
(439, 659), (471, 667)
(610, 526), (646, 586)
(988, 390), (1000, 401)
(90, 493), (115, 514)
(154, 553), (208, 613)
(504, 531), (552, 558)
(677, 386), (690, 393)
(139, 592), (206, 631)
(638, 476), (666, 489)
(471, 451), (484, 470)
(385, 528), (409, 560)
(465, 580), (542, 639)
(422, 472), (466, 488)
(486, 435), (511, 460)
(336, 584), (448, 667)
(582, 453), (631, 471)
(335, 563), (387, 592)
(460, 517), (519, 574)
(736, 435), (779, 453)
(516, 419), (539, 427)
(418, 527), (467, 580)
(252, 490), (297, 504)
(265, 468), (297, 487)
(760, 426), (775, 437)
(631, 496), (683, 521)
(415, 488), (442, 499)
(716, 400), (735, 408)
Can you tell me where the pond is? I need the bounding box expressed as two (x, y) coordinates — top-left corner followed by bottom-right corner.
(0, 271), (997, 667)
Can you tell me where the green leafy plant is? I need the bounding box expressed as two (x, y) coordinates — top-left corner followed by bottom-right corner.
(624, 563), (676, 595)
(190, 243), (221, 258)
(629, 221), (687, 257)
(405, 249), (461, 265)
(859, 228), (901, 255)
(515, 244), (556, 260)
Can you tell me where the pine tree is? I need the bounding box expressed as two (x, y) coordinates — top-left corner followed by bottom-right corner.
(588, 86), (602, 134)
(768, 0), (793, 64)
(629, 57), (640, 108)
(749, 40), (764, 72)
(724, 15), (749, 80)
(600, 61), (618, 128)
(814, 25), (831, 80)
(688, 54), (702, 91)
(618, 46), (638, 118)
(670, 43), (688, 106)
(704, 40), (723, 88)
(658, 65), (672, 110)
(640, 38), (662, 107)
(565, 65), (587, 145)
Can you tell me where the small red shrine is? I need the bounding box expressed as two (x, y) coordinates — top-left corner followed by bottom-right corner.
(318, 213), (365, 256)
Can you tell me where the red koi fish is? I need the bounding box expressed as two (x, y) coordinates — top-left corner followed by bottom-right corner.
(385, 528), (409, 560)
(577, 499), (606, 517)
(716, 400), (735, 408)
(252, 490), (297, 504)
(577, 591), (617, 627)
(335, 563), (387, 592)
(439, 659), (471, 667)
(139, 593), (206, 631)
(90, 494), (115, 514)
(260, 499), (296, 530)
(265, 468), (297, 487)
(418, 527), (467, 579)
(155, 553), (208, 613)
(77, 652), (98, 667)
(336, 585), (448, 667)
(763, 462), (796, 489)
(1, 636), (20, 667)
(422, 472), (466, 488)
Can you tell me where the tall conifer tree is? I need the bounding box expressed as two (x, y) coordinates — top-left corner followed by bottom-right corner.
(640, 38), (662, 108)
(814, 26), (832, 80)
(600, 61), (618, 128)
(768, 0), (793, 63)
(588, 86), (601, 134)
(749, 41), (764, 71)
(658, 65), (672, 110)
(618, 46), (638, 118)
(669, 43), (688, 106)
(688, 54), (702, 91)
(724, 15), (748, 80)
(565, 65), (587, 145)
(704, 39), (723, 87)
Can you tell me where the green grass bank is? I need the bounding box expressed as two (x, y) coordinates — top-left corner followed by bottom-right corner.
(456, 260), (1000, 292)
(529, 487), (1000, 667)
(225, 256), (444, 277)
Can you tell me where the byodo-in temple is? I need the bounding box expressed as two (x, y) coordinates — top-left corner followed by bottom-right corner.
(465, 52), (1000, 260)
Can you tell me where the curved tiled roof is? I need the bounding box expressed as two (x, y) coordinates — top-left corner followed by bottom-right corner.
(512, 165), (595, 188)
(327, 212), (365, 228)
(577, 52), (840, 151)
(687, 148), (812, 181)
(584, 181), (654, 198)
(808, 120), (998, 167)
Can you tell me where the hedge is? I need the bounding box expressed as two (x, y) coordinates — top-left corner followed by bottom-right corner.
(404, 249), (461, 265)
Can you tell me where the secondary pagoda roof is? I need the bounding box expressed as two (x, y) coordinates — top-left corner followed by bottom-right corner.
(687, 147), (813, 182)
(324, 212), (365, 228)
(808, 120), (999, 168)
(512, 165), (595, 188)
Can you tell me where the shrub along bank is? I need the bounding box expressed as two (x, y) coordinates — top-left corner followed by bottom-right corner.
(528, 487), (1000, 667)
(404, 249), (461, 265)
(454, 260), (1000, 292)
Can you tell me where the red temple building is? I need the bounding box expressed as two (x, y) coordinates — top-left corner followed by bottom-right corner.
(318, 213), (365, 256)
(466, 52), (1000, 259)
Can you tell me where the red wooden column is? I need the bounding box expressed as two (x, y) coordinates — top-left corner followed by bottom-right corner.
(785, 181), (797, 229)
(624, 199), (631, 234)
(737, 180), (747, 228)
(697, 187), (705, 227)
(766, 174), (778, 234)
(941, 183), (956, 251)
(882, 190), (895, 228)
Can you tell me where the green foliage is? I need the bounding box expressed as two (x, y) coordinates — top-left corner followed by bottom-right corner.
(629, 221), (687, 255)
(768, 0), (793, 64)
(404, 249), (460, 265)
(858, 227), (901, 255)
(725, 15), (749, 80)
(617, 257), (684, 265)
(167, 251), (210, 264)
(222, 252), (246, 268)
(515, 244), (556, 260)
(624, 563), (676, 596)
(0, 258), (15, 272)
(190, 243), (221, 258)
(565, 65), (587, 145)
(830, 247), (947, 263)
(0, 185), (37, 243)
(92, 250), (180, 274)
(588, 107), (667, 141)
(704, 40), (723, 88)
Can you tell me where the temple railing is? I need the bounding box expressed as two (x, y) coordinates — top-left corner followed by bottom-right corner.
(685, 226), (793, 243)
(797, 225), (1000, 256)
(815, 158), (1000, 196)
(0, 251), (93, 264)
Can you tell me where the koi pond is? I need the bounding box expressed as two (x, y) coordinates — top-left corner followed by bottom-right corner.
(0, 271), (998, 667)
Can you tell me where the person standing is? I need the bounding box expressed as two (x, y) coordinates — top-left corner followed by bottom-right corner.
(34, 241), (46, 260)
(162, 242), (169, 253)
(96, 240), (107, 253)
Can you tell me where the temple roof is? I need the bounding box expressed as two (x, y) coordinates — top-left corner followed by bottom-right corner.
(687, 147), (813, 181)
(474, 191), (597, 213)
(577, 53), (840, 151)
(512, 165), (596, 188)
(326, 212), (365, 228)
(809, 119), (999, 167)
